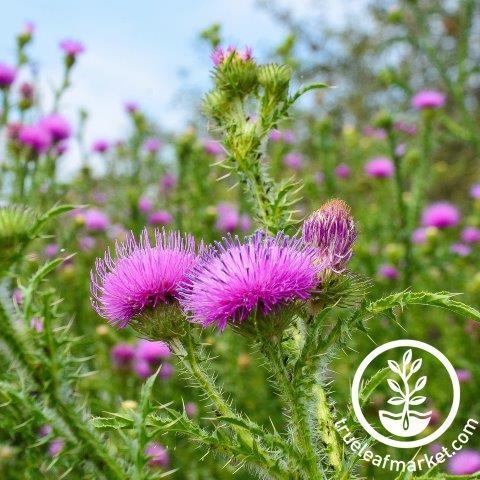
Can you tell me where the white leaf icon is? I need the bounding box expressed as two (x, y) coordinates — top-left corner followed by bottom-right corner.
(387, 379), (403, 395)
(403, 349), (412, 365)
(388, 360), (401, 375)
(415, 376), (427, 392)
(410, 396), (426, 405)
(387, 396), (405, 405)
(410, 358), (422, 374)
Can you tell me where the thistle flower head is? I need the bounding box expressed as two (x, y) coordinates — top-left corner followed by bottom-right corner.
(91, 229), (197, 331)
(335, 163), (350, 179)
(92, 139), (109, 153)
(148, 210), (172, 226)
(421, 202), (460, 229)
(180, 231), (321, 331)
(447, 450), (480, 475)
(0, 63), (16, 88)
(84, 208), (110, 232)
(364, 156), (394, 178)
(211, 45), (253, 66)
(144, 137), (161, 153)
(59, 39), (85, 58)
(40, 114), (71, 142)
(411, 90), (445, 110)
(18, 124), (52, 153)
(302, 199), (357, 273)
(136, 339), (171, 364)
(145, 442), (169, 468)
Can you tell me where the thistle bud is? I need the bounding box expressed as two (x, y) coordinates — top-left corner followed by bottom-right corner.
(302, 199), (357, 273)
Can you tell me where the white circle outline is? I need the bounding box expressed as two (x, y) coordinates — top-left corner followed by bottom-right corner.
(351, 339), (460, 448)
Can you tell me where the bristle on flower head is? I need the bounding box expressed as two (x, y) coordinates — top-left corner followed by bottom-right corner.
(302, 199), (357, 273)
(91, 228), (197, 328)
(179, 231), (321, 331)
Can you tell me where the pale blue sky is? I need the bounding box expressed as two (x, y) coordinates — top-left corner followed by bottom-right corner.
(1, 0), (357, 174)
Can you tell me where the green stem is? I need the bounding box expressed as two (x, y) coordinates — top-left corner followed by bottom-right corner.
(171, 333), (290, 479)
(261, 339), (322, 480)
(387, 128), (412, 290)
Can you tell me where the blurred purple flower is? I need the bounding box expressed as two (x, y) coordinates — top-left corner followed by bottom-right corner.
(283, 152), (303, 170)
(160, 173), (177, 192)
(134, 360), (152, 379)
(282, 130), (296, 144)
(59, 39), (85, 57)
(394, 121), (417, 136)
(40, 114), (71, 142)
(0, 63), (16, 88)
(335, 163), (350, 179)
(145, 442), (169, 468)
(314, 171), (325, 185)
(111, 343), (136, 368)
(448, 450), (480, 475)
(12, 288), (23, 305)
(30, 316), (44, 333)
(79, 235), (96, 252)
(159, 362), (174, 380)
(38, 424), (52, 438)
(18, 124), (52, 153)
(411, 90), (445, 110)
(148, 210), (172, 226)
(92, 139), (109, 153)
(363, 126), (386, 140)
(269, 129), (282, 142)
(44, 243), (59, 258)
(421, 202), (460, 229)
(138, 196), (153, 214)
(136, 340), (171, 364)
(124, 101), (139, 114)
(91, 229), (197, 327)
(239, 214), (251, 233)
(144, 137), (161, 153)
(48, 438), (64, 457)
(215, 202), (239, 233)
(84, 209), (110, 232)
(461, 227), (480, 244)
(456, 369), (472, 383)
(412, 228), (427, 245)
(364, 157), (394, 178)
(470, 184), (480, 199)
(203, 139), (223, 156)
(378, 264), (399, 280)
(451, 243), (471, 257)
(180, 232), (321, 330)
(185, 402), (198, 418)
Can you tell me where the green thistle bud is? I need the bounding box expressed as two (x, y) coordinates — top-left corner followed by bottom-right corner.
(213, 54), (258, 97)
(202, 90), (232, 123)
(258, 64), (292, 98)
(373, 110), (394, 130)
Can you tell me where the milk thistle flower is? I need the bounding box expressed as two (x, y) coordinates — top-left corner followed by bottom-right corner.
(92, 139), (109, 153)
(470, 184), (480, 199)
(91, 229), (197, 336)
(59, 39), (85, 60)
(335, 163), (350, 179)
(411, 90), (445, 110)
(461, 227), (480, 244)
(302, 199), (357, 273)
(144, 137), (161, 153)
(0, 63), (16, 88)
(180, 232), (321, 332)
(448, 450), (480, 474)
(283, 152), (303, 170)
(378, 264), (399, 280)
(111, 343), (136, 368)
(145, 442), (169, 468)
(84, 209), (109, 232)
(136, 340), (170, 364)
(421, 202), (460, 229)
(40, 114), (71, 142)
(364, 157), (394, 178)
(148, 210), (172, 226)
(18, 124), (52, 153)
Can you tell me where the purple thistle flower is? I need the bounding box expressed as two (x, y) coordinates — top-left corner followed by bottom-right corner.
(59, 39), (85, 58)
(145, 442), (169, 468)
(40, 114), (71, 142)
(203, 139), (223, 156)
(185, 402), (198, 418)
(211, 46), (252, 66)
(124, 101), (139, 114)
(394, 121), (417, 136)
(30, 316), (44, 332)
(461, 227), (480, 244)
(282, 130), (296, 144)
(364, 157), (394, 178)
(159, 173), (177, 192)
(268, 129), (282, 142)
(136, 340), (171, 364)
(422, 202), (460, 229)
(18, 124), (52, 153)
(239, 214), (251, 233)
(134, 360), (152, 378)
(448, 450), (480, 475)
(48, 438), (64, 457)
(450, 243), (470, 257)
(283, 152), (303, 171)
(314, 171), (325, 185)
(412, 227), (427, 245)
(144, 137), (161, 153)
(335, 163), (350, 179)
(215, 202), (239, 233)
(79, 235), (96, 252)
(362, 126), (386, 140)
(111, 343), (136, 368)
(378, 264), (399, 280)
(180, 232), (321, 330)
(44, 243), (59, 258)
(138, 196), (153, 214)
(38, 424), (53, 438)
(92, 139), (109, 153)
(411, 90), (445, 110)
(148, 210), (172, 226)
(84, 209), (110, 232)
(0, 63), (16, 88)
(456, 369), (472, 383)
(159, 362), (174, 380)
(302, 199), (357, 273)
(91, 229), (197, 327)
(470, 184), (480, 199)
